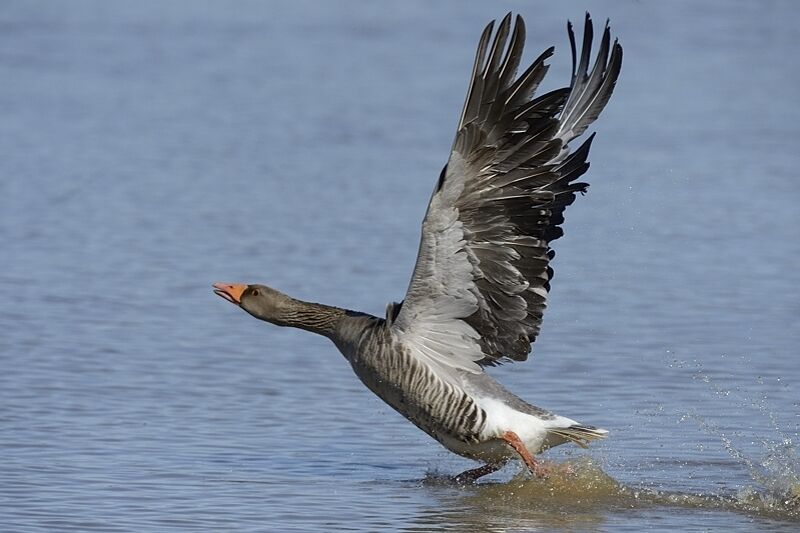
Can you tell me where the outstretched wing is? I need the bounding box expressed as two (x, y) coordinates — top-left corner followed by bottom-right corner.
(390, 13), (622, 373)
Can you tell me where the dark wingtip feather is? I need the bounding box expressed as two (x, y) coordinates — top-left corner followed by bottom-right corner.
(557, 13), (622, 142)
(482, 13), (513, 79)
(474, 20), (495, 76)
(613, 40), (623, 62)
(567, 20), (577, 81)
(577, 131), (597, 155)
(496, 14), (526, 88)
(578, 14), (594, 82)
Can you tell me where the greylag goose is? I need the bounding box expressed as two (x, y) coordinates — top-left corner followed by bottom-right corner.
(214, 13), (622, 482)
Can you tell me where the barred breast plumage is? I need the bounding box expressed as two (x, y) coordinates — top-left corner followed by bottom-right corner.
(339, 320), (487, 449)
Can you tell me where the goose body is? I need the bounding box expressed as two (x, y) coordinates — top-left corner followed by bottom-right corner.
(214, 13), (621, 481)
(336, 316), (600, 464)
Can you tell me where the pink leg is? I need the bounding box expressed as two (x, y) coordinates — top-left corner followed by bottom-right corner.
(501, 430), (549, 478)
(453, 461), (505, 484)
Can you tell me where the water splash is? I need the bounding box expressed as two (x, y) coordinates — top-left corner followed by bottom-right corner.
(420, 359), (799, 523)
(424, 456), (799, 521)
(677, 371), (800, 520)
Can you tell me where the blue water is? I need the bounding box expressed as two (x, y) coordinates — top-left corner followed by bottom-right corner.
(2, 0), (799, 530)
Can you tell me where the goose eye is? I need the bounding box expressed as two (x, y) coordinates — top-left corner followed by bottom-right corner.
(251, 288), (260, 297)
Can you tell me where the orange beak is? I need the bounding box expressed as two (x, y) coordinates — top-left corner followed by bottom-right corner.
(213, 282), (247, 305)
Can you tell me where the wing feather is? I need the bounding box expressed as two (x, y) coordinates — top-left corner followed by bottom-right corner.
(391, 13), (622, 371)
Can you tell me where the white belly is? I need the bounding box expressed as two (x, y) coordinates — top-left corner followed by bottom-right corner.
(436, 396), (577, 463)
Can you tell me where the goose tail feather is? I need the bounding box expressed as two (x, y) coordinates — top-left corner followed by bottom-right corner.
(547, 424), (608, 448)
